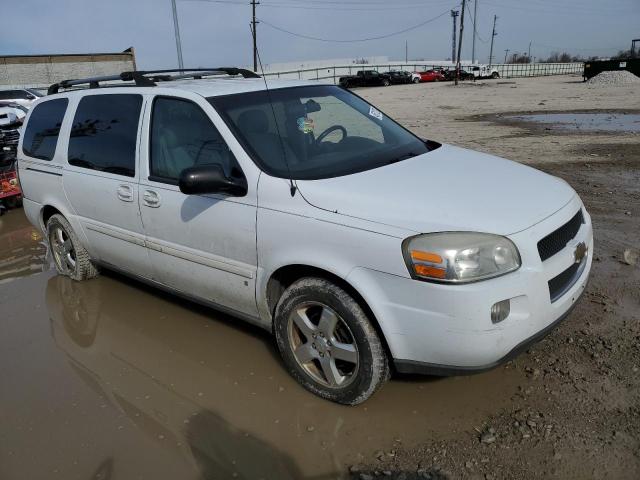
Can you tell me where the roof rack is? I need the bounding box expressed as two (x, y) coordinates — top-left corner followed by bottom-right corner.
(48, 68), (261, 95)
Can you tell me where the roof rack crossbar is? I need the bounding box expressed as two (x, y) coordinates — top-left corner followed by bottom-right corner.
(48, 67), (260, 94)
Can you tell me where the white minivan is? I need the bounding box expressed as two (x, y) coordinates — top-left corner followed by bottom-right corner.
(18, 69), (592, 404)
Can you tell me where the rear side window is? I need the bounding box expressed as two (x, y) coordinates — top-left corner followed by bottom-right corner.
(22, 98), (69, 161)
(68, 94), (142, 177)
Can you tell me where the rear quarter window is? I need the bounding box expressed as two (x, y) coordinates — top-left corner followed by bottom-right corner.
(22, 98), (69, 161)
(68, 94), (142, 177)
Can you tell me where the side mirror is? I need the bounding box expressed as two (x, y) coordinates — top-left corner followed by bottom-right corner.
(179, 164), (247, 197)
(26, 94), (36, 100)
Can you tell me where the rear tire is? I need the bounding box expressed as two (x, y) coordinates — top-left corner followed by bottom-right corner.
(47, 214), (99, 281)
(382, 79), (390, 87)
(413, 77), (420, 84)
(492, 72), (500, 79)
(273, 277), (389, 405)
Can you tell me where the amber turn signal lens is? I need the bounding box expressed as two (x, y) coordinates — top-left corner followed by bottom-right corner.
(414, 264), (446, 279)
(410, 250), (443, 264)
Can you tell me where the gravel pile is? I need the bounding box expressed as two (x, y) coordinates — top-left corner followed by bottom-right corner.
(586, 70), (640, 86)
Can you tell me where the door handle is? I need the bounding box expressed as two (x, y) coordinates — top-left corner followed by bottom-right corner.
(143, 190), (161, 208)
(117, 184), (133, 202)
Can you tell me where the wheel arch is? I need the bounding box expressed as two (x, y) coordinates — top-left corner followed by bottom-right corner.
(42, 204), (63, 228)
(265, 264), (393, 363)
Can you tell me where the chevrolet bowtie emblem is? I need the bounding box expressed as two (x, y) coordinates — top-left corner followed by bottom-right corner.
(574, 242), (588, 264)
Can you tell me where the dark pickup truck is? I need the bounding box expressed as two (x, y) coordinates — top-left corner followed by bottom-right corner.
(338, 70), (391, 88)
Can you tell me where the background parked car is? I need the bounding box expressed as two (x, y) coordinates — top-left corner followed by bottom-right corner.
(388, 70), (413, 85)
(0, 88), (43, 107)
(339, 70), (391, 88)
(442, 68), (475, 81)
(0, 102), (28, 125)
(471, 65), (500, 79)
(415, 70), (446, 82)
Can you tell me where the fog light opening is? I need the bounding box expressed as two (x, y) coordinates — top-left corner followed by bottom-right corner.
(491, 299), (511, 324)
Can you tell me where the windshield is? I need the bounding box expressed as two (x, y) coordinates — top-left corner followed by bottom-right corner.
(209, 85), (432, 180)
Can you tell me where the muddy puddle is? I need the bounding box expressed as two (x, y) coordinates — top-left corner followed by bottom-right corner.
(505, 112), (640, 133)
(0, 209), (49, 284)
(0, 210), (522, 479)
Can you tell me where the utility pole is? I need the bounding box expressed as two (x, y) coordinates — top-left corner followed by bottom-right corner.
(251, 0), (260, 72)
(488, 15), (497, 66)
(471, 0), (478, 64)
(504, 49), (510, 63)
(455, 0), (466, 85)
(450, 10), (459, 63)
(405, 40), (408, 64)
(170, 0), (184, 69)
(528, 41), (532, 61)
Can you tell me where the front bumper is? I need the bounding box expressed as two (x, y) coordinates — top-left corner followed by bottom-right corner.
(346, 195), (593, 373)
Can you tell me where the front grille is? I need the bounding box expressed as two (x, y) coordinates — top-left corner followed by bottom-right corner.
(548, 262), (582, 302)
(537, 209), (584, 262)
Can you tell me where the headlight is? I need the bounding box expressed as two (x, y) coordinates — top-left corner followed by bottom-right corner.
(402, 232), (521, 283)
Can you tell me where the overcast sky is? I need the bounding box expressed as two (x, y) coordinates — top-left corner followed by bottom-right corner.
(2, 0), (639, 68)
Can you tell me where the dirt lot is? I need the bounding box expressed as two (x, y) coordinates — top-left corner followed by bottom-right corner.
(354, 75), (640, 479)
(0, 75), (638, 480)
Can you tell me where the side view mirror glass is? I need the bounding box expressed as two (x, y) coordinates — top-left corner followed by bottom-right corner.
(178, 164), (247, 197)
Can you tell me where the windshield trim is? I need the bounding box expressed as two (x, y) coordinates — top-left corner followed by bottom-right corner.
(208, 85), (438, 180)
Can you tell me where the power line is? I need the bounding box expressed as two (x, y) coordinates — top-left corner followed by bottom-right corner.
(257, 8), (453, 43)
(183, 0), (456, 11)
(464, 0), (487, 43)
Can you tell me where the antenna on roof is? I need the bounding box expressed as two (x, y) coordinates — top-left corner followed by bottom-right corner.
(251, 25), (297, 198)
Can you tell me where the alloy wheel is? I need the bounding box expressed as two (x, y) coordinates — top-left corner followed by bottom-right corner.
(50, 226), (77, 275)
(288, 302), (359, 388)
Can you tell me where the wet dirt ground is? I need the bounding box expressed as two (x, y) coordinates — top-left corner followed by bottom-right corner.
(1, 75), (639, 479)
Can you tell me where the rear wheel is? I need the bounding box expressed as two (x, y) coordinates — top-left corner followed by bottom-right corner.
(47, 214), (99, 281)
(382, 79), (390, 87)
(412, 77), (420, 84)
(491, 72), (500, 79)
(274, 277), (389, 405)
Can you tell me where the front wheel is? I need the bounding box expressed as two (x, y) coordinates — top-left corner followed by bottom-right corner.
(382, 79), (390, 87)
(413, 77), (420, 84)
(47, 214), (99, 281)
(492, 72), (500, 79)
(274, 277), (389, 405)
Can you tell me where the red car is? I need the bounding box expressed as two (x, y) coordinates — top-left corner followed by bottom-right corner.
(415, 70), (446, 83)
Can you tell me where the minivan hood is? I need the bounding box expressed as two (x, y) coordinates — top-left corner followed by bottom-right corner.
(296, 144), (575, 236)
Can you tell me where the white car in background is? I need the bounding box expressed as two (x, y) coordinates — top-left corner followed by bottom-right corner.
(17, 68), (592, 404)
(0, 88), (43, 107)
(0, 102), (28, 126)
(471, 64), (501, 79)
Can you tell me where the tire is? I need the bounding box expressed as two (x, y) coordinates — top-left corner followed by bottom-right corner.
(47, 214), (99, 281)
(492, 72), (500, 79)
(382, 79), (390, 87)
(273, 277), (389, 405)
(413, 77), (420, 84)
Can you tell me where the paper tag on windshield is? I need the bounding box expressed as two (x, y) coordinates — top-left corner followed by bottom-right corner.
(369, 106), (383, 121)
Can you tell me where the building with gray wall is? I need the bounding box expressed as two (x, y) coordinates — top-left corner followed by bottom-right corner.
(0, 48), (137, 89)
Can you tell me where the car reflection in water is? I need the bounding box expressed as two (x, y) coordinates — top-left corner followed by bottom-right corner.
(45, 269), (522, 479)
(47, 274), (334, 479)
